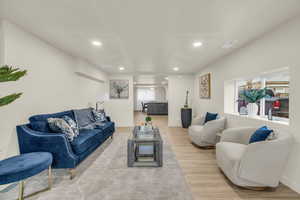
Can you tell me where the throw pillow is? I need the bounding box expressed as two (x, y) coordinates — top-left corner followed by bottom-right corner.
(47, 118), (75, 141)
(249, 126), (273, 144)
(92, 109), (107, 122)
(204, 112), (218, 124)
(63, 116), (79, 137)
(73, 108), (96, 129)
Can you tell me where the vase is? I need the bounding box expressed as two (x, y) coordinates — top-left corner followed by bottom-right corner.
(247, 103), (258, 117)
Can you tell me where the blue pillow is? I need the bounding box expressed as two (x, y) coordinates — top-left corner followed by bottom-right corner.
(249, 126), (273, 144)
(204, 112), (218, 123)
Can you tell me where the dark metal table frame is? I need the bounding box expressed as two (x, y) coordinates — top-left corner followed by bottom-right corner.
(128, 126), (163, 167)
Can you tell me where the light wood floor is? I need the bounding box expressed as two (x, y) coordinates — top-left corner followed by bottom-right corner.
(132, 112), (300, 200)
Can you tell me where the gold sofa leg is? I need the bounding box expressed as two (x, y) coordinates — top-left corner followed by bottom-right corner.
(19, 166), (52, 199)
(69, 168), (76, 180)
(18, 181), (24, 200)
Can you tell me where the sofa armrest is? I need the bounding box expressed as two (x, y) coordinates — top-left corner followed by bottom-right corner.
(192, 115), (205, 125)
(239, 135), (293, 187)
(17, 125), (78, 168)
(221, 127), (256, 145)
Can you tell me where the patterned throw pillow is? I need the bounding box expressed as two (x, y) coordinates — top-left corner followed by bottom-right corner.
(92, 109), (107, 122)
(47, 118), (75, 141)
(63, 116), (79, 137)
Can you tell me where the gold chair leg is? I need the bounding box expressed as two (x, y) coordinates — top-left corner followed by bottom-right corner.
(18, 181), (24, 200)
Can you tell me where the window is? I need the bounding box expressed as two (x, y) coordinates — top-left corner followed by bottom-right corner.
(137, 88), (155, 102)
(231, 68), (289, 123)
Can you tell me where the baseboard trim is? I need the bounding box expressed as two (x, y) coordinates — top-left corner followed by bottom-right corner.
(281, 176), (300, 194)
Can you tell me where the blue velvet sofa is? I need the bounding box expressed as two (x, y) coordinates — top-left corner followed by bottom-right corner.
(16, 109), (115, 171)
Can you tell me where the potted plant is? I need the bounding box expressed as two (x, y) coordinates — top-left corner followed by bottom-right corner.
(145, 116), (152, 126)
(0, 65), (27, 107)
(240, 88), (268, 117)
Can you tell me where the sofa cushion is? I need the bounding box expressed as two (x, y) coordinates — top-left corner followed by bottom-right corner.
(30, 121), (51, 132)
(29, 110), (75, 122)
(71, 129), (104, 155)
(29, 110), (75, 132)
(204, 112), (218, 123)
(249, 126), (273, 144)
(73, 108), (95, 129)
(96, 121), (114, 130)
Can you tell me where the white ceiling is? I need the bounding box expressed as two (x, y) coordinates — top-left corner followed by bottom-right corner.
(0, 0), (300, 80)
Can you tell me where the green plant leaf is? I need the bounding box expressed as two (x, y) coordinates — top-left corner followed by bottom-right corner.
(240, 88), (268, 103)
(0, 93), (22, 107)
(0, 65), (27, 82)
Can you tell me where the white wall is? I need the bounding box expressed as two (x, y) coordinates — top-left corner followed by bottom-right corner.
(193, 16), (300, 192)
(0, 20), (108, 159)
(105, 75), (134, 127)
(168, 75), (194, 127)
(0, 21), (4, 65)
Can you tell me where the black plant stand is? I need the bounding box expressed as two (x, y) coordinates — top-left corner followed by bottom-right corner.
(181, 108), (192, 128)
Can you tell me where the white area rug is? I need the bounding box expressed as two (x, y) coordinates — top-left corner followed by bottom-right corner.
(1, 132), (193, 200)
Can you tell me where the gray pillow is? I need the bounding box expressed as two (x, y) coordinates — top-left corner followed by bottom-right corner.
(47, 118), (75, 141)
(73, 108), (95, 129)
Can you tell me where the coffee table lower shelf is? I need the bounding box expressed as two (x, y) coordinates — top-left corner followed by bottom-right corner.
(127, 140), (163, 167)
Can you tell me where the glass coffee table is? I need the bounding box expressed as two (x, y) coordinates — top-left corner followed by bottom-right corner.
(127, 126), (163, 167)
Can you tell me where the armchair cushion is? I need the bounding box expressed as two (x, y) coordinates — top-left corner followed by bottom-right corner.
(249, 126), (273, 144)
(204, 112), (218, 123)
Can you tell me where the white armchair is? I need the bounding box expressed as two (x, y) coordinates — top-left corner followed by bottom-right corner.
(188, 115), (226, 148)
(216, 127), (293, 189)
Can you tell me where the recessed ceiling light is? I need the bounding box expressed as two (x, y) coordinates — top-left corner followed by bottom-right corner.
(119, 66), (125, 71)
(193, 41), (203, 47)
(91, 40), (102, 47)
(165, 77), (168, 80)
(173, 67), (179, 71)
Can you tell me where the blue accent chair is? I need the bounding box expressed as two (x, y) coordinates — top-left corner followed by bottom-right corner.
(16, 109), (115, 179)
(0, 152), (53, 200)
